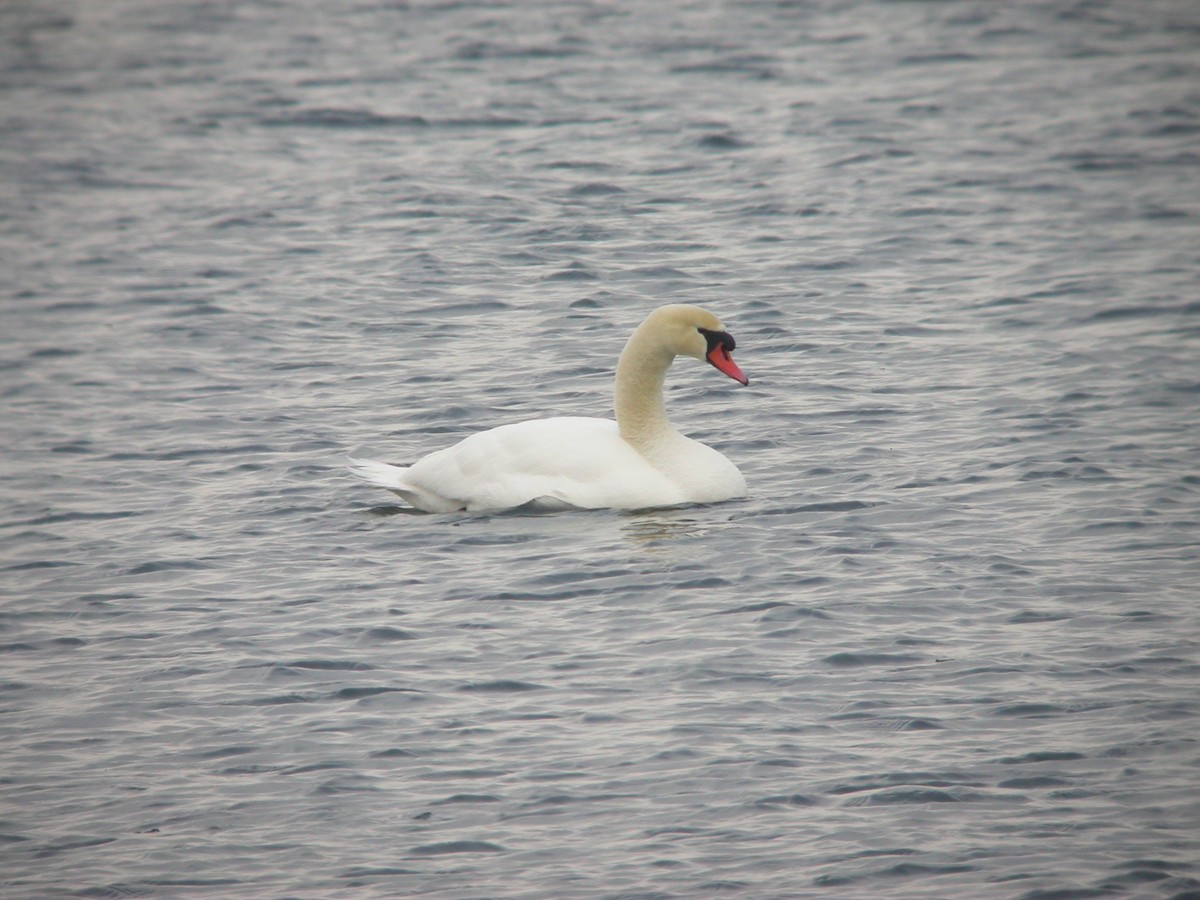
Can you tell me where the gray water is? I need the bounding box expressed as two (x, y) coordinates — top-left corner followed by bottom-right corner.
(3, 1), (1199, 897)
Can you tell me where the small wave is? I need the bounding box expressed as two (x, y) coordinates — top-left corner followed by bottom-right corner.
(458, 680), (546, 693)
(840, 787), (981, 805)
(261, 108), (429, 128)
(696, 132), (750, 150)
(822, 652), (925, 668)
(409, 840), (505, 855)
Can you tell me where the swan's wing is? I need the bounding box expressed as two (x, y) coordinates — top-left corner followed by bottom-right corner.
(403, 418), (684, 511)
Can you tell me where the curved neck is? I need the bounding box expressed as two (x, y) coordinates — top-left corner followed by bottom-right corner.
(614, 325), (675, 449)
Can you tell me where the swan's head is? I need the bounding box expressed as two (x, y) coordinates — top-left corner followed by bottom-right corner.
(642, 304), (749, 386)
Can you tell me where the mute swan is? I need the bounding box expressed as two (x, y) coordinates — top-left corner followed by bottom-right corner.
(348, 304), (748, 512)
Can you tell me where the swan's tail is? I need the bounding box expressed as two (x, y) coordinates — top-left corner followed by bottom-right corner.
(347, 457), (412, 492)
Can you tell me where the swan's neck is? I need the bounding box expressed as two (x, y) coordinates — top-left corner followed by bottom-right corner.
(614, 326), (676, 451)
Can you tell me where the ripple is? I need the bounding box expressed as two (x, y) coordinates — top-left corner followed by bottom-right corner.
(822, 652), (926, 668)
(409, 840), (505, 856)
(458, 680), (546, 693)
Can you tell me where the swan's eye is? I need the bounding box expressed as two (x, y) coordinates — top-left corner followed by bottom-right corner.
(698, 327), (735, 353)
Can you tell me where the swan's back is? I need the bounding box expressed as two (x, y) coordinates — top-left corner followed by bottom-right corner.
(404, 417), (689, 511)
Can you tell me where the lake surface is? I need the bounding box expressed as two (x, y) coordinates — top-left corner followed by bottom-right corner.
(3, 1), (1199, 897)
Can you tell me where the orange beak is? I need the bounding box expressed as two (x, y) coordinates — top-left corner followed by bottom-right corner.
(707, 343), (749, 385)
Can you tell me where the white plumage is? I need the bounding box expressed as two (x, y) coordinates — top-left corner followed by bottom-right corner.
(349, 304), (749, 513)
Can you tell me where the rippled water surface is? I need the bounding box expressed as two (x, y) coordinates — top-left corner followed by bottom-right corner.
(3, 1), (1200, 897)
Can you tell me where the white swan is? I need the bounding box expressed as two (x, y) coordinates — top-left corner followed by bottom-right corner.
(348, 304), (749, 512)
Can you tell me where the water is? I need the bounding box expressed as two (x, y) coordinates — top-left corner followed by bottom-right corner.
(3, 1), (1199, 897)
